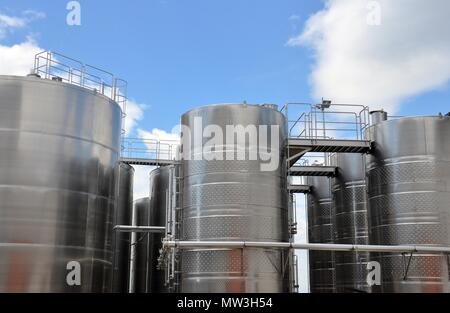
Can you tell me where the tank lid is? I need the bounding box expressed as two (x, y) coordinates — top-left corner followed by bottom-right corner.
(260, 104), (279, 111)
(370, 110), (388, 125)
(51, 76), (63, 82)
(27, 73), (41, 78)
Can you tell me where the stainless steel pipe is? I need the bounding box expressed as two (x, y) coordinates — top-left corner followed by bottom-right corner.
(114, 225), (166, 233)
(163, 241), (450, 254)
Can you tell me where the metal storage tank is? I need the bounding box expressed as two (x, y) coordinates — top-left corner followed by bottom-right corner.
(112, 163), (134, 293)
(180, 103), (290, 293)
(131, 197), (151, 293)
(0, 75), (121, 292)
(148, 167), (171, 293)
(307, 176), (336, 293)
(332, 153), (370, 293)
(366, 115), (450, 292)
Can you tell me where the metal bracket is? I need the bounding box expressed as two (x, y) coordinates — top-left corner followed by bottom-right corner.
(446, 254), (450, 280)
(402, 252), (414, 281)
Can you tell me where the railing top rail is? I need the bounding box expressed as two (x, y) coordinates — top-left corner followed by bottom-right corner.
(121, 137), (180, 161)
(33, 50), (127, 104)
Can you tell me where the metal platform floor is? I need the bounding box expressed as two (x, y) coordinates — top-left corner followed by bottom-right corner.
(287, 138), (372, 166)
(120, 157), (176, 166)
(289, 165), (336, 177)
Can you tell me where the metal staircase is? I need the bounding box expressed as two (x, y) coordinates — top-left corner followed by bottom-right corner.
(284, 102), (373, 191)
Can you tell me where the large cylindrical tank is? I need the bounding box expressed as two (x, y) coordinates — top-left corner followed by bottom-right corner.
(332, 153), (370, 293)
(149, 167), (170, 293)
(180, 104), (290, 293)
(307, 176), (336, 293)
(0, 75), (121, 292)
(366, 116), (450, 292)
(131, 197), (151, 293)
(112, 163), (134, 293)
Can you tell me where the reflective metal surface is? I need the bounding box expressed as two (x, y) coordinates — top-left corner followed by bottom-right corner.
(366, 116), (450, 292)
(112, 163), (134, 293)
(180, 104), (290, 293)
(149, 167), (170, 293)
(131, 197), (151, 293)
(307, 176), (336, 293)
(332, 153), (370, 293)
(0, 75), (121, 292)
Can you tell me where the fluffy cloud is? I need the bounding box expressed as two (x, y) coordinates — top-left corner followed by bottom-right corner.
(0, 14), (26, 28)
(130, 128), (180, 201)
(131, 165), (155, 200)
(0, 39), (42, 75)
(288, 0), (450, 113)
(138, 128), (180, 143)
(124, 100), (146, 135)
(0, 10), (45, 39)
(137, 128), (180, 160)
(0, 11), (46, 75)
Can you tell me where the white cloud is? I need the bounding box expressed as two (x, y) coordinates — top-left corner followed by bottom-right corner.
(128, 129), (180, 201)
(137, 128), (180, 160)
(289, 14), (300, 21)
(287, 0), (450, 113)
(0, 14), (26, 28)
(0, 10), (46, 75)
(22, 10), (46, 20)
(124, 100), (146, 135)
(138, 128), (180, 142)
(0, 10), (45, 39)
(131, 165), (154, 200)
(0, 38), (42, 75)
(293, 193), (309, 293)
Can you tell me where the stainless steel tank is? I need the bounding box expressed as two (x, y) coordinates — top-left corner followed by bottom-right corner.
(148, 167), (170, 293)
(0, 75), (121, 292)
(366, 116), (450, 292)
(180, 104), (290, 293)
(332, 153), (370, 293)
(112, 163), (134, 293)
(307, 176), (336, 293)
(131, 197), (151, 293)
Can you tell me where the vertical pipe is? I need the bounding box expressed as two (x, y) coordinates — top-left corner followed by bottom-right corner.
(370, 110), (388, 125)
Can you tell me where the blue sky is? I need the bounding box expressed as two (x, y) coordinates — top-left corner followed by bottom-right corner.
(1, 0), (450, 293)
(0, 0), (320, 134)
(1, 0), (449, 134)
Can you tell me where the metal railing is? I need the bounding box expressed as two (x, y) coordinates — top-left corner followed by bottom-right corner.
(121, 137), (179, 162)
(281, 102), (370, 168)
(33, 50), (129, 148)
(34, 51), (127, 102)
(281, 102), (370, 141)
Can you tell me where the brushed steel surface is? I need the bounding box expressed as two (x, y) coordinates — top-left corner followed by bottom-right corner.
(332, 153), (370, 293)
(148, 167), (170, 293)
(307, 176), (336, 293)
(180, 104), (290, 293)
(112, 163), (134, 293)
(366, 116), (450, 293)
(0, 75), (121, 292)
(132, 197), (151, 293)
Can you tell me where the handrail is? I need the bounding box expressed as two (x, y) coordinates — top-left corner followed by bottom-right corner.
(34, 50), (129, 150)
(122, 137), (180, 161)
(283, 102), (371, 166)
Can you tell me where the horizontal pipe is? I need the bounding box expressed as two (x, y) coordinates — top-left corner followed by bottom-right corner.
(113, 225), (166, 233)
(163, 241), (450, 254)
